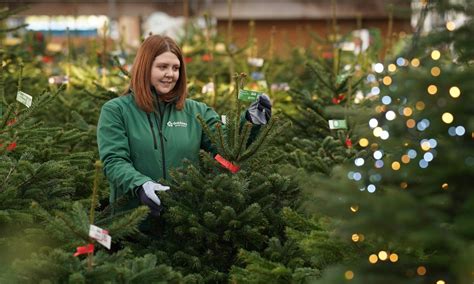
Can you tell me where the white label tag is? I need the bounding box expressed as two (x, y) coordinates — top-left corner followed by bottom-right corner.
(48, 75), (69, 85)
(89, 224), (112, 250)
(328, 119), (348, 129)
(202, 82), (215, 94)
(247, 57), (264, 67)
(16, 91), (32, 108)
(221, 115), (227, 124)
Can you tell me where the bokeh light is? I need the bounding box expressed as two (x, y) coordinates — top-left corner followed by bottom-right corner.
(416, 266), (427, 276)
(431, 50), (441, 60)
(442, 112), (454, 124)
(449, 86), (461, 98)
(359, 138), (369, 147)
(373, 127), (383, 137)
(382, 96), (392, 105)
(369, 118), (379, 128)
(373, 150), (383, 159)
(383, 76), (392, 85)
(367, 184), (376, 193)
(378, 251), (388, 261)
(427, 85), (438, 95)
(403, 107), (413, 116)
(410, 58), (420, 67)
(446, 21), (456, 31)
(374, 63), (384, 73)
(375, 160), (384, 168)
(455, 126), (466, 136)
(431, 66), (441, 76)
(345, 270), (354, 280)
(416, 101), (425, 110)
(369, 254), (378, 264)
(386, 111), (396, 121)
(406, 119), (416, 128)
(392, 162), (401, 170)
(352, 234), (360, 242)
(388, 63), (397, 72)
(401, 155), (410, 164)
(355, 158), (365, 166)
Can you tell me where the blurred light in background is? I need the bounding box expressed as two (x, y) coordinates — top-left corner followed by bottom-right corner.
(24, 15), (109, 37)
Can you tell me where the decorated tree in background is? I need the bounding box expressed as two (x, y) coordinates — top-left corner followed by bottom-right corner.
(274, 25), (383, 174)
(300, 0), (474, 283)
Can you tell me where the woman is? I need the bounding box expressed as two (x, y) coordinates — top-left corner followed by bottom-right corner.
(97, 35), (271, 217)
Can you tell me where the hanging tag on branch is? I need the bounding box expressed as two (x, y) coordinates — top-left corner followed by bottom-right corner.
(202, 82), (215, 95)
(48, 75), (69, 85)
(73, 243), (94, 257)
(345, 137), (353, 148)
(215, 154), (240, 173)
(247, 57), (264, 67)
(238, 89), (264, 102)
(328, 119), (348, 129)
(16, 91), (32, 108)
(89, 224), (112, 250)
(271, 82), (290, 92)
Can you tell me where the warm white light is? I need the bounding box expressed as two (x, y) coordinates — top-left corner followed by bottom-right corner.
(373, 63), (384, 73)
(385, 110), (396, 121)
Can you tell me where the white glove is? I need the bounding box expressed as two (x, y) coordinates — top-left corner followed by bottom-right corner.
(142, 181), (170, 206)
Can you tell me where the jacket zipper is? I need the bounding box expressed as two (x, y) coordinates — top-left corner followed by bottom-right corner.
(146, 114), (158, 150)
(155, 102), (167, 180)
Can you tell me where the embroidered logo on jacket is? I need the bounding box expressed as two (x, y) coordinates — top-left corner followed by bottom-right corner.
(167, 121), (188, 127)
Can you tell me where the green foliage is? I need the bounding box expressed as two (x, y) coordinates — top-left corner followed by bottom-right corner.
(8, 248), (182, 284)
(230, 207), (361, 283)
(124, 153), (302, 282)
(308, 1), (474, 283)
(198, 72), (290, 166)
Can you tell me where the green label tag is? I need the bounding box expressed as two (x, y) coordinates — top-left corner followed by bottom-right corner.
(328, 119), (347, 129)
(238, 89), (264, 102)
(16, 91), (33, 108)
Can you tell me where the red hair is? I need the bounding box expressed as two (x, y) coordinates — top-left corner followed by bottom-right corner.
(128, 35), (187, 112)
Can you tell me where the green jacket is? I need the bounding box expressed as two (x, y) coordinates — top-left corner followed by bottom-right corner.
(97, 92), (220, 211)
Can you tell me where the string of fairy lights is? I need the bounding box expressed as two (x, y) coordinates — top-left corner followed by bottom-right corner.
(342, 20), (463, 283)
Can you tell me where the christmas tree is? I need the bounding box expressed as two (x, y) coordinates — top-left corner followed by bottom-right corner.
(303, 0), (474, 283)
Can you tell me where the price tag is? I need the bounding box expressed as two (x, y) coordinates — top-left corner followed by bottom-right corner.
(202, 82), (215, 94)
(48, 75), (69, 85)
(247, 57), (264, 67)
(271, 82), (290, 91)
(16, 91), (32, 108)
(328, 119), (348, 129)
(89, 224), (111, 250)
(238, 89), (264, 102)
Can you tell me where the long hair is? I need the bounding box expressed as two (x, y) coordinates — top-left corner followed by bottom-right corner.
(128, 35), (187, 112)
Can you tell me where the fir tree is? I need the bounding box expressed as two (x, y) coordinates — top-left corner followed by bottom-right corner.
(306, 1), (474, 283)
